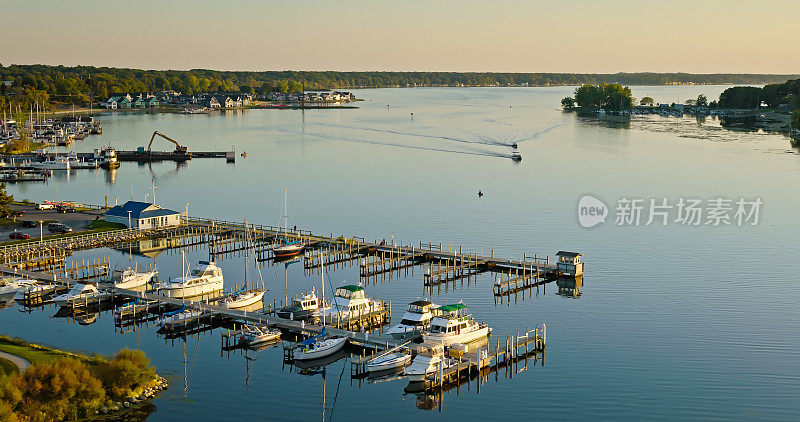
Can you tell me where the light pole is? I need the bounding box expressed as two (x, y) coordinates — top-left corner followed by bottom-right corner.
(127, 211), (132, 229)
(185, 203), (189, 224)
(39, 220), (43, 244)
(114, 196), (118, 206)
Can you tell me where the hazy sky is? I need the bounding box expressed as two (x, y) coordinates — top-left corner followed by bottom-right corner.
(1, 0), (798, 73)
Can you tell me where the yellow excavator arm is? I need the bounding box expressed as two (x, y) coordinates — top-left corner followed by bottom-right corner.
(148, 131), (188, 154)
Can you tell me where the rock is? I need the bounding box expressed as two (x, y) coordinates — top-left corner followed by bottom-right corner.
(102, 406), (108, 414)
(124, 402), (130, 408)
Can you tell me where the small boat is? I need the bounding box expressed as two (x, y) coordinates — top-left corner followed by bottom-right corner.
(240, 151), (247, 157)
(106, 267), (157, 289)
(367, 351), (413, 373)
(219, 288), (265, 309)
(422, 303), (491, 346)
(0, 277), (37, 297)
(238, 325), (281, 347)
(52, 283), (109, 307)
(386, 300), (438, 339)
(276, 288), (322, 320)
(404, 346), (457, 382)
(96, 146), (120, 169)
(294, 328), (347, 361)
(157, 260), (224, 298)
(273, 241), (304, 257)
(318, 284), (386, 323)
(14, 283), (57, 301)
(160, 306), (203, 330)
(511, 151), (522, 162)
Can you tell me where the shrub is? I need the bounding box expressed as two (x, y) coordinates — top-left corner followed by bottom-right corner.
(94, 349), (156, 399)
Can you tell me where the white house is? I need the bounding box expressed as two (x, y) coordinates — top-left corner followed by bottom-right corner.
(102, 98), (118, 109)
(104, 201), (182, 229)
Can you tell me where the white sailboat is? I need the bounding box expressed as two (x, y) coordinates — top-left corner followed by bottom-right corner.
(294, 259), (347, 361)
(220, 222), (266, 309)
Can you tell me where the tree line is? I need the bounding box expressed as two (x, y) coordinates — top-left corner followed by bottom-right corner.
(1, 63), (799, 108)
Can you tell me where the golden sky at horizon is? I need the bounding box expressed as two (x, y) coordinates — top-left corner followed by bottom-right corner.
(1, 0), (798, 74)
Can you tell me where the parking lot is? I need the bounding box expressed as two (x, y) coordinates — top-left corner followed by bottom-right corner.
(1, 204), (105, 242)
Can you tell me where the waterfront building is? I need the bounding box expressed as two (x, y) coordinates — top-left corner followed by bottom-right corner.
(104, 201), (182, 229)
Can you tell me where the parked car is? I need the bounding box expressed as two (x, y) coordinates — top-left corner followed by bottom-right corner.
(36, 203), (54, 210)
(9, 231), (30, 240)
(57, 205), (75, 213)
(48, 223), (72, 234)
(20, 220), (37, 228)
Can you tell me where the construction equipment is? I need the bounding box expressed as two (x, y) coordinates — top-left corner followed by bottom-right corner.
(146, 131), (189, 155)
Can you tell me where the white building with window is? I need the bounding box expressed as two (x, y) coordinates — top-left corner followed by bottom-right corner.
(104, 201), (182, 229)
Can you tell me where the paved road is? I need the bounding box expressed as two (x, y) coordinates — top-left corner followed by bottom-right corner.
(0, 350), (30, 372)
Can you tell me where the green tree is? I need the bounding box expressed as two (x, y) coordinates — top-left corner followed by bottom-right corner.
(95, 349), (156, 399)
(640, 96), (654, 106)
(696, 94), (708, 107)
(791, 109), (800, 129)
(561, 97), (575, 108)
(718, 86), (762, 109)
(574, 84), (603, 108)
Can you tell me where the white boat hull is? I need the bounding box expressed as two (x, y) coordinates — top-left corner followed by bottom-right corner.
(367, 353), (412, 372)
(294, 337), (347, 361)
(159, 279), (223, 298)
(114, 271), (157, 289)
(221, 290), (265, 309)
(422, 325), (491, 346)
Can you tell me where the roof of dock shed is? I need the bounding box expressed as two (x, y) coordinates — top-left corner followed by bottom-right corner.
(104, 201), (180, 219)
(556, 251), (582, 258)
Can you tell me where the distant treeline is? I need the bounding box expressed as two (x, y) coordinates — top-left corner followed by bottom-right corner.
(719, 79), (800, 109)
(1, 63), (799, 106)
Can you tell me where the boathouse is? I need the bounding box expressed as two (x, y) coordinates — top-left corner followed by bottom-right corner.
(104, 201), (182, 229)
(556, 251), (583, 276)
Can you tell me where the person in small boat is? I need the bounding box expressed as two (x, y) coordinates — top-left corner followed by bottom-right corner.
(478, 190), (483, 197)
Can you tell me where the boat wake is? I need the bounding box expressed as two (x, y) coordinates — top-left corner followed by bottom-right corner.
(277, 129), (510, 159)
(307, 122), (511, 147)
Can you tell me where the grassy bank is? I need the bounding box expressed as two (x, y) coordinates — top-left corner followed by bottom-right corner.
(0, 357), (19, 377)
(1, 220), (126, 246)
(0, 335), (166, 421)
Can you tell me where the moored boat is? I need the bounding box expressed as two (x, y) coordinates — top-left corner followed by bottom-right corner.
(0, 277), (38, 298)
(318, 284), (386, 323)
(386, 300), (438, 339)
(52, 283), (109, 307)
(106, 267), (157, 289)
(220, 288), (265, 309)
(293, 328), (347, 361)
(403, 345), (457, 382)
(276, 288), (322, 320)
(421, 303), (491, 346)
(157, 260), (223, 298)
(238, 325), (281, 347)
(367, 350), (413, 373)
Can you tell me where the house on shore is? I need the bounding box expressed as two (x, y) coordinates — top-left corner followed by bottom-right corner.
(104, 201), (182, 229)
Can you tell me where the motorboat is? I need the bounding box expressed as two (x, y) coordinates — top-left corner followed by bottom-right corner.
(13, 282), (57, 301)
(0, 277), (38, 297)
(96, 146), (120, 169)
(511, 151), (522, 162)
(422, 303), (491, 346)
(293, 328), (347, 361)
(219, 288), (265, 309)
(157, 261), (224, 298)
(238, 325), (281, 347)
(30, 157), (70, 170)
(52, 283), (109, 307)
(276, 288), (322, 320)
(318, 284), (385, 323)
(404, 345), (457, 382)
(106, 268), (157, 289)
(386, 300), (438, 339)
(367, 350), (413, 373)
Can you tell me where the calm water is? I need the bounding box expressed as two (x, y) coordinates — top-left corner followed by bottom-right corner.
(2, 86), (800, 420)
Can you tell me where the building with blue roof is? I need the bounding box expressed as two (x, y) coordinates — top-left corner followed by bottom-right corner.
(104, 201), (182, 229)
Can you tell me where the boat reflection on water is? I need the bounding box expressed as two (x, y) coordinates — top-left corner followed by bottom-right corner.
(292, 349), (347, 373)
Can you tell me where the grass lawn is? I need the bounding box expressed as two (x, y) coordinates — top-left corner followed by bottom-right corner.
(0, 356), (19, 377)
(0, 336), (84, 365)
